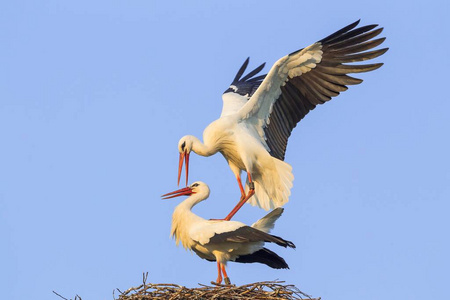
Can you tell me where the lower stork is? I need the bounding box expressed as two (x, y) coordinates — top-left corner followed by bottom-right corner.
(162, 181), (295, 284)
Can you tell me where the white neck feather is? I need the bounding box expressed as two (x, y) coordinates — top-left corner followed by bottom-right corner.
(170, 193), (206, 249)
(188, 136), (218, 157)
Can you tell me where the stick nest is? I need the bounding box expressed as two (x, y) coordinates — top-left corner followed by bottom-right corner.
(115, 274), (319, 300)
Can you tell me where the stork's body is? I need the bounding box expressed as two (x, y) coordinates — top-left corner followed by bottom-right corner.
(163, 182), (295, 284)
(183, 114), (293, 214)
(177, 20), (388, 220)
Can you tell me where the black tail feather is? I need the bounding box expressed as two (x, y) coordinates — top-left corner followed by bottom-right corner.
(269, 234), (296, 249)
(234, 248), (289, 269)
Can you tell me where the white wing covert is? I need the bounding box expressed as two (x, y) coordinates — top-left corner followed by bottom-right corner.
(251, 207), (284, 233)
(189, 220), (246, 245)
(220, 58), (266, 117)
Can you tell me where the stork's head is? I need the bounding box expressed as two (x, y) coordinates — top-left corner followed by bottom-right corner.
(177, 135), (194, 186)
(162, 181), (210, 203)
(178, 135), (194, 154)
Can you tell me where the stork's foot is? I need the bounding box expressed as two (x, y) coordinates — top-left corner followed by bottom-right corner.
(248, 181), (255, 190)
(224, 277), (231, 285)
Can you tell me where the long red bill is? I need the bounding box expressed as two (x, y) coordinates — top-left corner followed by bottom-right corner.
(177, 150), (190, 186)
(161, 187), (193, 199)
(185, 152), (189, 186)
(177, 152), (184, 186)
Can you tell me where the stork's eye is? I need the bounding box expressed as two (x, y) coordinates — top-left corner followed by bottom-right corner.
(191, 183), (199, 187)
(181, 141), (186, 151)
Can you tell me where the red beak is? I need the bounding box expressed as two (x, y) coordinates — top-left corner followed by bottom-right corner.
(177, 150), (190, 186)
(161, 186), (193, 199)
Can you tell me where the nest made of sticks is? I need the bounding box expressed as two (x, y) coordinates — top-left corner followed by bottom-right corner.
(114, 273), (319, 300)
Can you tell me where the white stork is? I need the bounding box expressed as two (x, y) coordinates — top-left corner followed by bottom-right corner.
(162, 181), (295, 285)
(177, 20), (388, 220)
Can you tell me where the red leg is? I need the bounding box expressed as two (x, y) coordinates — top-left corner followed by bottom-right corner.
(237, 174), (246, 200)
(221, 264), (231, 285)
(224, 172), (255, 221)
(216, 261), (223, 284)
(210, 175), (246, 221)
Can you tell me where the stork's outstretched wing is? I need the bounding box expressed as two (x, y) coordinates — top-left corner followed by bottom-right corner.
(237, 20), (388, 160)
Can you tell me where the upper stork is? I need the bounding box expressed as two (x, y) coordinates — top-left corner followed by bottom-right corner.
(176, 20), (388, 220)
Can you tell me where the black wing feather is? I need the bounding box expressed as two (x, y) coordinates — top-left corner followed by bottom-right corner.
(225, 58), (267, 97)
(264, 21), (388, 160)
(234, 248), (290, 269)
(208, 226), (295, 249)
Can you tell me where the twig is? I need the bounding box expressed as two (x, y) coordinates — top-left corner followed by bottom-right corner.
(115, 280), (318, 299)
(53, 291), (82, 300)
(53, 291), (69, 300)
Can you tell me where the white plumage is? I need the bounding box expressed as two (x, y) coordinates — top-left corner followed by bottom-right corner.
(176, 20), (388, 220)
(162, 181), (295, 284)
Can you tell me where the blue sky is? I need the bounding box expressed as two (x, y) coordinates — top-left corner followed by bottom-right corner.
(1, 1), (449, 299)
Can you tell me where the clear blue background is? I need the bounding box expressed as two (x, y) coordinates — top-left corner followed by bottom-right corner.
(1, 1), (449, 299)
